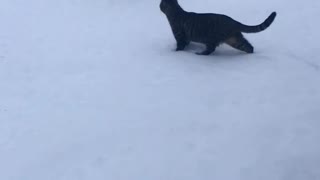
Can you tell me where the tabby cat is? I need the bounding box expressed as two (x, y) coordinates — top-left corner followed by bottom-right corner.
(160, 0), (277, 55)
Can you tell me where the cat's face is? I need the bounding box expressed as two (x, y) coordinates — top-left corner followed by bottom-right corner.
(160, 0), (178, 13)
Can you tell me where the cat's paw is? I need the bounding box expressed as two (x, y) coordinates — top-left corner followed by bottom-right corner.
(196, 52), (209, 55)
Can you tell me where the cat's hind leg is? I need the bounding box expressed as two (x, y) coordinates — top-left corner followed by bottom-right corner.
(225, 33), (254, 53)
(196, 44), (216, 55)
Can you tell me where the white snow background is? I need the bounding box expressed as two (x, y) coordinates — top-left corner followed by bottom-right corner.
(0, 0), (320, 180)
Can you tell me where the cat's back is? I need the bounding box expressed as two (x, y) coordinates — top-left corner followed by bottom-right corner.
(182, 12), (238, 43)
(184, 12), (237, 31)
(186, 12), (233, 22)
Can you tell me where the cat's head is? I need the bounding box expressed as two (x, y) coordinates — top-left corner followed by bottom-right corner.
(160, 0), (179, 13)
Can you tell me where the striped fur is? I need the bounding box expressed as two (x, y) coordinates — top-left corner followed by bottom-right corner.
(160, 0), (277, 55)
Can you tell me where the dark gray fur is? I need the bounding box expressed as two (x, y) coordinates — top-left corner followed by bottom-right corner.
(160, 0), (277, 55)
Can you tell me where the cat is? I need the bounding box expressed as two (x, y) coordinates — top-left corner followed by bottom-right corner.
(160, 0), (277, 55)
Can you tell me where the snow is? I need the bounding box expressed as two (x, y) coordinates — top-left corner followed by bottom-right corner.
(0, 0), (320, 179)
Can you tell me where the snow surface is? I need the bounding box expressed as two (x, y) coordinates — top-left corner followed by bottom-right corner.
(0, 0), (320, 179)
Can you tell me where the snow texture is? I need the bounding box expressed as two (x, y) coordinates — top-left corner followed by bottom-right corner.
(0, 0), (320, 180)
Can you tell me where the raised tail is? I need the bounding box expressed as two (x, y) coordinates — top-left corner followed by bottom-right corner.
(238, 12), (277, 33)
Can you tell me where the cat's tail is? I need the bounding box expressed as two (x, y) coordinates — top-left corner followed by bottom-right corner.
(238, 12), (277, 33)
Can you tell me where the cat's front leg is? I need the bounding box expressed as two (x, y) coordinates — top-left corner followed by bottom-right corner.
(172, 27), (189, 51)
(176, 41), (189, 51)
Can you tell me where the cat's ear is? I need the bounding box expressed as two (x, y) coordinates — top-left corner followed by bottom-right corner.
(172, 0), (179, 5)
(162, 0), (177, 3)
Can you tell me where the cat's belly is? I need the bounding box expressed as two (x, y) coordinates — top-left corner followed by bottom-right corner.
(186, 30), (221, 44)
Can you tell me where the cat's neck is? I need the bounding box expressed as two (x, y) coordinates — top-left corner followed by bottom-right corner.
(166, 3), (187, 19)
(173, 2), (185, 14)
